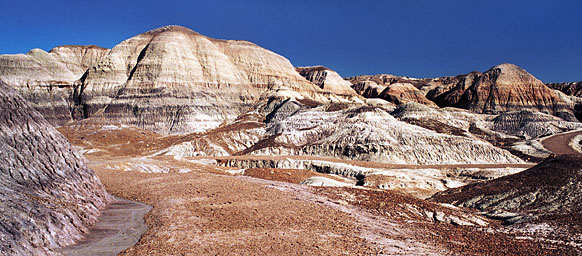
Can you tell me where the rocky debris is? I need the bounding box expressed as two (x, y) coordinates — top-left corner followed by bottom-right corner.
(348, 63), (579, 122)
(213, 155), (530, 198)
(90, 156), (566, 255)
(242, 168), (351, 184)
(358, 166), (525, 200)
(315, 187), (565, 255)
(0, 81), (110, 255)
(94, 165), (385, 255)
(296, 66), (358, 95)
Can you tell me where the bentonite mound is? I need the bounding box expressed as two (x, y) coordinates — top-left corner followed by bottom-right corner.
(431, 155), (582, 225)
(0, 81), (110, 255)
(0, 45), (109, 126)
(0, 26), (359, 135)
(430, 64), (574, 119)
(491, 110), (582, 139)
(296, 66), (358, 95)
(348, 64), (579, 122)
(349, 76), (436, 106)
(547, 81), (582, 97)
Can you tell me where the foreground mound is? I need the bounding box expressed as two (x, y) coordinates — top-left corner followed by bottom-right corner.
(432, 155), (582, 224)
(0, 82), (110, 255)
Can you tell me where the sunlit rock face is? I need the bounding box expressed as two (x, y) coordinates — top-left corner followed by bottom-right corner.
(0, 81), (110, 255)
(429, 64), (572, 118)
(1, 26), (363, 134)
(348, 74), (436, 106)
(254, 104), (523, 164)
(79, 26), (324, 134)
(348, 64), (578, 121)
(0, 45), (109, 125)
(546, 81), (582, 121)
(546, 81), (582, 97)
(296, 66), (359, 96)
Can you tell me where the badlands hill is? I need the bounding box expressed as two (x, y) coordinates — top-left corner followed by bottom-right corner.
(2, 25), (581, 168)
(547, 81), (582, 97)
(432, 155), (582, 224)
(2, 25), (582, 255)
(432, 155), (582, 250)
(0, 45), (108, 125)
(348, 64), (581, 122)
(0, 81), (110, 255)
(0, 25), (357, 134)
(296, 66), (358, 95)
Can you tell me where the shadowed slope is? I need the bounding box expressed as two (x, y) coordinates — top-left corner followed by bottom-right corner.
(0, 81), (110, 255)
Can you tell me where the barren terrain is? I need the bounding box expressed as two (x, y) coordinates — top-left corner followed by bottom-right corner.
(2, 24), (582, 256)
(91, 161), (568, 255)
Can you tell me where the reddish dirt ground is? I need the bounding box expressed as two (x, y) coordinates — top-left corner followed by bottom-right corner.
(59, 123), (578, 255)
(94, 167), (382, 255)
(89, 162), (567, 255)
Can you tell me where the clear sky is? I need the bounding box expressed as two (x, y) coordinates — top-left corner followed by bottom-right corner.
(1, 0), (580, 82)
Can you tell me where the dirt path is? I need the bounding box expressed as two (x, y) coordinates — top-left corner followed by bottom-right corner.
(59, 197), (151, 256)
(541, 130), (582, 156)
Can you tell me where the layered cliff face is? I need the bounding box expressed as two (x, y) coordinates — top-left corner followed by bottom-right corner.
(0, 81), (110, 255)
(296, 66), (358, 95)
(547, 82), (582, 121)
(253, 103), (522, 164)
(80, 26), (329, 134)
(430, 64), (573, 119)
(547, 81), (582, 97)
(1, 26), (359, 134)
(349, 75), (435, 106)
(348, 64), (579, 122)
(0, 46), (109, 126)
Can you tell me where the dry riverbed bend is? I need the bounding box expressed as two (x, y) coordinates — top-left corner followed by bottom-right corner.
(0, 25), (581, 255)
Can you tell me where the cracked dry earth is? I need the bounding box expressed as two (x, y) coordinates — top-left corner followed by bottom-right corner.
(90, 159), (564, 255)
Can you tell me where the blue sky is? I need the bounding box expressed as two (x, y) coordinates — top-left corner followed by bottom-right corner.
(1, 0), (580, 82)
